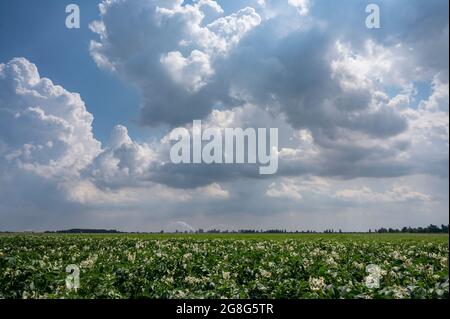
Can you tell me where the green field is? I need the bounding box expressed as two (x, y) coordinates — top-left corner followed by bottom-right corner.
(0, 233), (448, 299)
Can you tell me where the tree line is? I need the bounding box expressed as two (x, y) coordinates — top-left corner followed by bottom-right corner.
(4, 224), (447, 234)
(372, 224), (448, 234)
(181, 224), (449, 234)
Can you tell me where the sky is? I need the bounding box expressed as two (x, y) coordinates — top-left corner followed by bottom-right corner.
(0, 0), (448, 232)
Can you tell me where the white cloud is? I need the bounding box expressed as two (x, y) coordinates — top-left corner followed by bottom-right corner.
(331, 40), (395, 91)
(90, 0), (260, 87)
(62, 180), (139, 205)
(419, 75), (449, 113)
(288, 0), (310, 16)
(87, 125), (156, 188)
(0, 58), (235, 223)
(200, 183), (230, 199)
(0, 58), (101, 178)
(206, 7), (261, 52)
(334, 185), (432, 203)
(160, 50), (214, 92)
(266, 178), (303, 200)
(266, 176), (330, 200)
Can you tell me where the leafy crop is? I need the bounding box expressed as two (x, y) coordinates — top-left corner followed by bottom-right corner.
(0, 234), (448, 299)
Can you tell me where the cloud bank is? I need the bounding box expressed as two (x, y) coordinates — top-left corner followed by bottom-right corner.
(0, 0), (448, 231)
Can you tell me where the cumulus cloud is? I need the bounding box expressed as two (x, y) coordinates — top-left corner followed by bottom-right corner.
(88, 1), (421, 149)
(0, 0), (448, 231)
(86, 0), (448, 186)
(89, 0), (261, 126)
(86, 125), (156, 189)
(0, 57), (234, 230)
(0, 58), (103, 228)
(0, 58), (101, 178)
(160, 50), (214, 92)
(419, 75), (449, 113)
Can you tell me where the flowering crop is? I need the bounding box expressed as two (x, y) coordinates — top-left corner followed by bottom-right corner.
(0, 234), (448, 299)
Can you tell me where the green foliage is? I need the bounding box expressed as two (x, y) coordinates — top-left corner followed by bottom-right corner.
(0, 234), (448, 299)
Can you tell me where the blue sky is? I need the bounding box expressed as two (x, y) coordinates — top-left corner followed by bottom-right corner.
(0, 0), (141, 142)
(0, 0), (448, 231)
